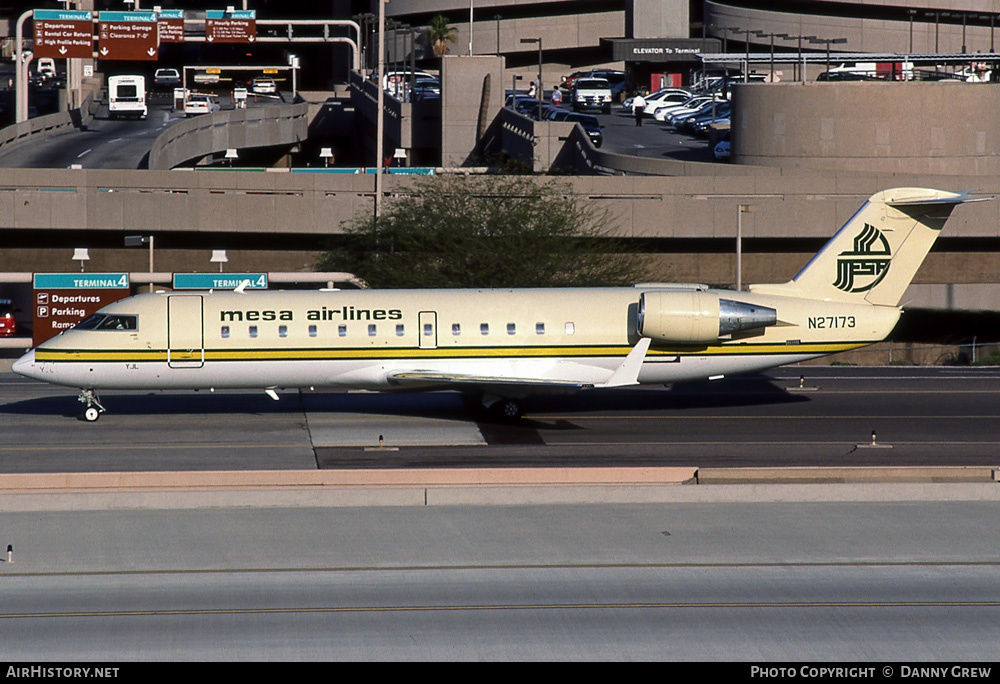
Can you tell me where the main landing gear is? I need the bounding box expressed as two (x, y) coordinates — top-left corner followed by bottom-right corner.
(78, 389), (106, 422)
(479, 394), (522, 420)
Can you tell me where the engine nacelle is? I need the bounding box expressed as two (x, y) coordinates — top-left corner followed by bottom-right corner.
(637, 291), (777, 344)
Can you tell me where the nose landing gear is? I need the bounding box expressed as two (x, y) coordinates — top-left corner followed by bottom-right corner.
(78, 389), (106, 422)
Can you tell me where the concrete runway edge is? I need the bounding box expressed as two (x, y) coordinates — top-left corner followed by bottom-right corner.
(0, 467), (997, 511)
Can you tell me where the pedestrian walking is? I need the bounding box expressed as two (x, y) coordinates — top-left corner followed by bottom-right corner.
(632, 93), (646, 126)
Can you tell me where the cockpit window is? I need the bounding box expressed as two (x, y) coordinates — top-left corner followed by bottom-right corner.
(73, 314), (137, 331)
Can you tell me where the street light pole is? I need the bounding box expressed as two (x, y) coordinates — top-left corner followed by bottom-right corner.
(520, 37), (542, 118)
(375, 0), (386, 220)
(737, 204), (757, 290)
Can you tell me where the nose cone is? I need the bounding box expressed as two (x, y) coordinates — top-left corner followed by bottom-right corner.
(11, 348), (37, 379)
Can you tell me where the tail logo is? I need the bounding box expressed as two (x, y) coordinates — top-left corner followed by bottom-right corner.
(833, 223), (891, 293)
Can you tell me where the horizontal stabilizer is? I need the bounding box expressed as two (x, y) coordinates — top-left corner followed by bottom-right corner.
(599, 337), (651, 388)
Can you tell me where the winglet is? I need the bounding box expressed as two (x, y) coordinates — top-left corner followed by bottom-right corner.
(600, 337), (651, 388)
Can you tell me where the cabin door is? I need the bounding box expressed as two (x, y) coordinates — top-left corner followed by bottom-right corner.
(418, 311), (438, 349)
(167, 295), (204, 368)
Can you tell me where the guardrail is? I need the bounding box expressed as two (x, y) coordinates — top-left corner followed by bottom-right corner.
(0, 91), (99, 153)
(147, 99), (310, 170)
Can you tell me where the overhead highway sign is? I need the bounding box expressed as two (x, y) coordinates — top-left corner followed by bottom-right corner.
(156, 9), (185, 44)
(98, 11), (159, 61)
(206, 9), (257, 44)
(32, 9), (93, 59)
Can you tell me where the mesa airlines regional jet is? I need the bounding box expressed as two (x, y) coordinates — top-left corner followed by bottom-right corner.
(13, 188), (982, 421)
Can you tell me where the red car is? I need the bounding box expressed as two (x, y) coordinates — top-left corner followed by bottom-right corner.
(0, 299), (15, 337)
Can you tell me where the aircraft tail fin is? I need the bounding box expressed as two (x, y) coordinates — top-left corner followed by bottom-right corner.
(750, 188), (986, 306)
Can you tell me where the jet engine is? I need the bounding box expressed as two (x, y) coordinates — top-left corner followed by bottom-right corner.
(637, 291), (777, 344)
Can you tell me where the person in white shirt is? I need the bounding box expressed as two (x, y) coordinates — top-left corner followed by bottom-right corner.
(632, 93), (647, 126)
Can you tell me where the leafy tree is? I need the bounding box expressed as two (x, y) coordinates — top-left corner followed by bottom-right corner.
(318, 175), (646, 289)
(426, 15), (457, 57)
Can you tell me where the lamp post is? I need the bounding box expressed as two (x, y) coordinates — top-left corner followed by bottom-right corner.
(520, 37), (542, 118)
(375, 0), (386, 220)
(809, 37), (848, 76)
(210, 250), (228, 273)
(725, 27), (752, 82)
(780, 34), (816, 81)
(736, 204), (757, 290)
(926, 11), (941, 53)
(753, 30), (778, 81)
(72, 248), (90, 273)
(320, 147), (333, 167)
(124, 235), (153, 291)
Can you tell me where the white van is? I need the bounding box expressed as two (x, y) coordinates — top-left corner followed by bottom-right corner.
(37, 58), (56, 78)
(107, 75), (147, 119)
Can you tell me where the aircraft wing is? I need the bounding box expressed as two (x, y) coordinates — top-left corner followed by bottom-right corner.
(386, 338), (651, 394)
(387, 371), (595, 392)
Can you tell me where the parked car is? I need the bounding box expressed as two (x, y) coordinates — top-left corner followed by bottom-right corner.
(0, 299), (16, 337)
(639, 89), (695, 116)
(663, 98), (724, 127)
(676, 102), (731, 132)
(647, 92), (698, 119)
(714, 137), (731, 162)
(251, 78), (277, 94)
(559, 71), (591, 91)
(549, 110), (603, 147)
(652, 95), (713, 122)
(153, 68), (180, 89)
(693, 115), (730, 135)
(505, 92), (536, 110)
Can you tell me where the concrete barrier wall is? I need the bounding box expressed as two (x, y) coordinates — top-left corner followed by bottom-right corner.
(147, 101), (310, 170)
(0, 91), (98, 153)
(735, 81), (1000, 175)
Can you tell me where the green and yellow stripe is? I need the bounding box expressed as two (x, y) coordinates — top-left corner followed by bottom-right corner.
(35, 341), (869, 364)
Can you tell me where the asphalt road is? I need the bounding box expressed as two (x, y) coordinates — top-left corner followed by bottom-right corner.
(0, 92), (285, 170)
(2, 366), (999, 472)
(0, 97), (178, 170)
(1, 501), (998, 660)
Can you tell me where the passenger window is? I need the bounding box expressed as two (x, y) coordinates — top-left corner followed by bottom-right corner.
(480, 323), (489, 335)
(221, 326), (230, 338)
(452, 323), (461, 336)
(249, 325), (258, 338)
(338, 325), (347, 337)
(308, 325), (317, 338)
(278, 325), (287, 338)
(565, 322), (575, 335)
(536, 323), (545, 335)
(396, 324), (405, 337)
(423, 323), (433, 337)
(507, 323), (516, 335)
(368, 324), (377, 337)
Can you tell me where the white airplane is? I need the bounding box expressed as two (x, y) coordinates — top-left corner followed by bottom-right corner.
(12, 188), (982, 421)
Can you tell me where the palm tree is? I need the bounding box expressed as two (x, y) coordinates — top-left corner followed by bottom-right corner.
(426, 15), (457, 57)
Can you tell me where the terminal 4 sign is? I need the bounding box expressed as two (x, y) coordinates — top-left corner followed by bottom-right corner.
(98, 11), (159, 61)
(156, 9), (185, 44)
(172, 273), (268, 290)
(32, 10), (93, 59)
(206, 9), (256, 44)
(32, 273), (131, 346)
